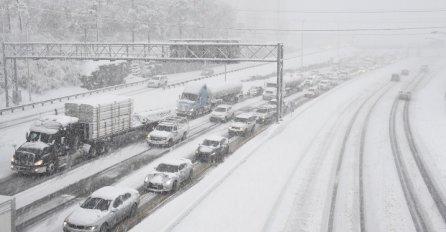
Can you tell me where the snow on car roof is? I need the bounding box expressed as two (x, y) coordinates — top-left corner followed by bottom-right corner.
(215, 104), (231, 109)
(236, 112), (254, 119)
(158, 158), (191, 166)
(91, 186), (136, 200)
(204, 135), (226, 142)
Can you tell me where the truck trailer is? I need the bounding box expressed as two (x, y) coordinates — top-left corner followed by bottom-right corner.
(11, 95), (164, 175)
(176, 81), (243, 118)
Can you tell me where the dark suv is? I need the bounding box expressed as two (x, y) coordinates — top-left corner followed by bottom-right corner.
(195, 136), (229, 163)
(391, 73), (401, 82)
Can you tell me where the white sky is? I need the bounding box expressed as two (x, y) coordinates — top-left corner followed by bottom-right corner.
(220, 0), (446, 48)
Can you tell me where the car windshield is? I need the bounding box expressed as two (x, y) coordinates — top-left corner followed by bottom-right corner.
(234, 117), (248, 123)
(256, 108), (268, 113)
(214, 107), (227, 112)
(266, 83), (276, 88)
(181, 93), (198, 101)
(156, 125), (173, 132)
(81, 197), (111, 211)
(203, 139), (219, 146)
(156, 163), (180, 173)
(29, 131), (53, 143)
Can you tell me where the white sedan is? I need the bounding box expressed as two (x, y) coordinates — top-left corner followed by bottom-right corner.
(63, 186), (140, 232)
(144, 158), (193, 193)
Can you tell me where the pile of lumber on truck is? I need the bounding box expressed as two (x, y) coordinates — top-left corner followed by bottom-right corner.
(65, 95), (133, 139)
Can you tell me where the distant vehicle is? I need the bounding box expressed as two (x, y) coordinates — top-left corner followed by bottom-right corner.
(399, 91), (411, 101)
(147, 75), (168, 88)
(195, 136), (229, 163)
(401, 69), (409, 76)
(228, 113), (257, 137)
(304, 87), (319, 98)
(63, 186), (140, 232)
(262, 77), (302, 100)
(248, 86), (264, 97)
(420, 65), (429, 73)
(254, 105), (277, 124)
(147, 116), (189, 147)
(318, 80), (330, 91)
(176, 81), (243, 118)
(201, 68), (214, 76)
(391, 73), (401, 82)
(210, 104), (234, 122)
(144, 158), (193, 193)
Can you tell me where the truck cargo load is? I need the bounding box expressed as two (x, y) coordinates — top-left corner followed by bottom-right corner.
(65, 95), (133, 139)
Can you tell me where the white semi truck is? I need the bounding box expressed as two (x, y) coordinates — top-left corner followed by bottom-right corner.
(262, 77), (302, 100)
(176, 81), (243, 118)
(11, 95), (166, 175)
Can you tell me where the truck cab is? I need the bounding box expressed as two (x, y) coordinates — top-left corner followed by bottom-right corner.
(11, 115), (82, 175)
(11, 142), (61, 174)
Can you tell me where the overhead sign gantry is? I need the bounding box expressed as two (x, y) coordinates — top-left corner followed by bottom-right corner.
(2, 41), (284, 121)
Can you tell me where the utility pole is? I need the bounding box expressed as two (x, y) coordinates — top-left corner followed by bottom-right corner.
(301, 20), (304, 68)
(1, 7), (9, 107)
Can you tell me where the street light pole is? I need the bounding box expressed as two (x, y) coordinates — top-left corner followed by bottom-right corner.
(301, 20), (304, 68)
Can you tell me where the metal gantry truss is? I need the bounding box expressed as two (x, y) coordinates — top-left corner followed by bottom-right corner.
(3, 42), (278, 62)
(2, 42), (284, 121)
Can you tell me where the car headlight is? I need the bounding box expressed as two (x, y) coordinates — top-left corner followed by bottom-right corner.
(145, 176), (150, 183)
(34, 160), (43, 166)
(11, 157), (15, 163)
(86, 225), (98, 230)
(63, 221), (68, 227)
(165, 179), (173, 185)
(190, 109), (194, 112)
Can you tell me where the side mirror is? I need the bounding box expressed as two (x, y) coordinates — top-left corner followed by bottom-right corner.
(26, 132), (30, 142)
(51, 140), (55, 145)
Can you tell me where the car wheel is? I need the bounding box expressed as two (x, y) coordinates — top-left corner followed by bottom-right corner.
(99, 223), (109, 232)
(89, 147), (98, 158)
(129, 204), (137, 218)
(171, 181), (178, 193)
(47, 162), (55, 175)
(168, 139), (173, 147)
(188, 170), (193, 181)
(182, 133), (187, 141)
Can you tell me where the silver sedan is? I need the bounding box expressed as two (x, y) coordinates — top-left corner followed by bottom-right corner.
(63, 186), (140, 232)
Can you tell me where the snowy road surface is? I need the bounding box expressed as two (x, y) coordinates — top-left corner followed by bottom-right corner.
(129, 56), (446, 232)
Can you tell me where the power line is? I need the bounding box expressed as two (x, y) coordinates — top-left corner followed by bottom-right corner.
(14, 6), (446, 35)
(221, 26), (446, 32)
(235, 8), (446, 14)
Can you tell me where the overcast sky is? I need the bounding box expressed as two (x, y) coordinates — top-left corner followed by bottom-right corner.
(224, 0), (446, 28)
(220, 0), (446, 48)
